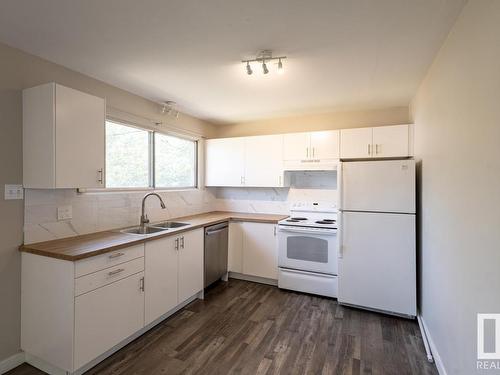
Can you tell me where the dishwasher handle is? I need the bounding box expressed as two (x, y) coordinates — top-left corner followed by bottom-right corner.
(205, 227), (227, 236)
(205, 222), (228, 236)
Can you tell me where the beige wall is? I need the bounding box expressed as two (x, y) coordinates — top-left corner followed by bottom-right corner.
(212, 106), (410, 138)
(411, 1), (500, 374)
(0, 42), (216, 362)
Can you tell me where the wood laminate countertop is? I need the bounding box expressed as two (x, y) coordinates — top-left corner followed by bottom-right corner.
(19, 211), (288, 261)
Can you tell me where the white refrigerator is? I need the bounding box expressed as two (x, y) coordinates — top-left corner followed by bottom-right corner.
(338, 159), (416, 317)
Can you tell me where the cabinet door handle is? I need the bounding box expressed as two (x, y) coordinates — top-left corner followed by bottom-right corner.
(376, 144), (381, 155)
(175, 238), (179, 250)
(278, 175), (282, 186)
(140, 277), (145, 292)
(108, 268), (125, 276)
(368, 144), (371, 156)
(240, 176), (244, 185)
(180, 236), (185, 249)
(108, 252), (124, 259)
(312, 147), (315, 157)
(97, 168), (104, 184)
(306, 147), (309, 158)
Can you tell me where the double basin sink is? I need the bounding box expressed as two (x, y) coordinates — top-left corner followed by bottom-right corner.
(120, 221), (190, 236)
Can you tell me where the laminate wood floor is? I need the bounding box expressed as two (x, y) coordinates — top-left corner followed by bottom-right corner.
(8, 279), (437, 375)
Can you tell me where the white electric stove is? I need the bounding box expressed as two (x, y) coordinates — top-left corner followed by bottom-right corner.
(277, 202), (338, 298)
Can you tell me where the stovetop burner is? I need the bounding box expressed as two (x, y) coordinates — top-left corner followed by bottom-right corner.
(290, 217), (308, 221)
(321, 219), (336, 223)
(286, 219), (300, 223)
(315, 220), (336, 225)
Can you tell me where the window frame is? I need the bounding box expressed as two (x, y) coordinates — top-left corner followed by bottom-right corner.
(96, 119), (199, 192)
(152, 131), (198, 190)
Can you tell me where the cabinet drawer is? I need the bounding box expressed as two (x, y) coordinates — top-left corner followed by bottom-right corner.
(75, 257), (144, 296)
(75, 244), (144, 277)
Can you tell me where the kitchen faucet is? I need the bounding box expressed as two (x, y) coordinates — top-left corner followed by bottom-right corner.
(140, 193), (166, 229)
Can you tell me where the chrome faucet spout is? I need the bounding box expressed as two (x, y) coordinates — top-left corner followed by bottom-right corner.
(140, 193), (166, 229)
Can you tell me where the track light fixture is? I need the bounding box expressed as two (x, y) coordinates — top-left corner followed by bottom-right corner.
(242, 50), (287, 76)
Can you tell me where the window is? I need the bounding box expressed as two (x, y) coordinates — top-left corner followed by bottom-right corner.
(155, 133), (197, 188)
(105, 120), (197, 189)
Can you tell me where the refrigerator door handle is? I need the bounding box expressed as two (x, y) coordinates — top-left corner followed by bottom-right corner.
(338, 211), (343, 258)
(338, 161), (343, 211)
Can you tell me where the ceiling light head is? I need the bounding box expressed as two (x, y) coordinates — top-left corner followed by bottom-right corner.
(160, 101), (178, 117)
(246, 62), (253, 75)
(262, 61), (269, 74)
(277, 58), (284, 75)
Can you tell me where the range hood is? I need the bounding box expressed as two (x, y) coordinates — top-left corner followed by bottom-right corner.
(284, 159), (339, 171)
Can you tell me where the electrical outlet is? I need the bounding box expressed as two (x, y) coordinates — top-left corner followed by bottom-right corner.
(57, 205), (73, 221)
(4, 184), (23, 200)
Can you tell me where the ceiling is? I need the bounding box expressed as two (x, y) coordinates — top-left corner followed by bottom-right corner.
(0, 0), (466, 124)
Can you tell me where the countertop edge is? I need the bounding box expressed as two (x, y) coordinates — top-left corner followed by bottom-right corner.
(19, 212), (288, 261)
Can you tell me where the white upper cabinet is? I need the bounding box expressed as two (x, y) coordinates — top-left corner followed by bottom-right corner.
(372, 125), (409, 158)
(205, 137), (245, 187)
(283, 132), (309, 160)
(310, 130), (340, 159)
(205, 135), (283, 187)
(283, 130), (339, 161)
(244, 135), (284, 187)
(340, 125), (409, 159)
(340, 127), (373, 159)
(23, 83), (105, 188)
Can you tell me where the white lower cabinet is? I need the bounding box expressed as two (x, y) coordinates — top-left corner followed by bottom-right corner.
(145, 228), (204, 326)
(74, 271), (145, 369)
(228, 222), (278, 280)
(178, 229), (204, 302)
(145, 236), (178, 325)
(228, 222), (244, 273)
(242, 222), (278, 280)
(22, 228), (204, 374)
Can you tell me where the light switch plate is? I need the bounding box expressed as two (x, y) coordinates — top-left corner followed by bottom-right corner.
(57, 205), (73, 221)
(4, 184), (23, 200)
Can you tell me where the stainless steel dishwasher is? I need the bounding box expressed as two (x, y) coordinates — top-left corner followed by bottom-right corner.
(204, 222), (229, 288)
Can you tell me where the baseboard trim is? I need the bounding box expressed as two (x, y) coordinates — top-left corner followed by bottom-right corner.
(418, 316), (447, 375)
(25, 353), (66, 375)
(229, 272), (277, 286)
(0, 352), (25, 374)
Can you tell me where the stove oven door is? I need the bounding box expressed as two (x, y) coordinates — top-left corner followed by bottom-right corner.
(278, 226), (338, 275)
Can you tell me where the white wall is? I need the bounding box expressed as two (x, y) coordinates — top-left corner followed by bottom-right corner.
(411, 1), (500, 374)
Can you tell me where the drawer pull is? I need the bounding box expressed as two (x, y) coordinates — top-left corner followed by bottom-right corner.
(108, 252), (125, 259)
(108, 268), (125, 276)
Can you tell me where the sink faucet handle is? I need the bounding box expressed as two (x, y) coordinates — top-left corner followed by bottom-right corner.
(140, 214), (150, 225)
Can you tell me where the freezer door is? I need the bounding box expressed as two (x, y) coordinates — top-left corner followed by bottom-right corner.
(338, 211), (416, 316)
(340, 160), (415, 213)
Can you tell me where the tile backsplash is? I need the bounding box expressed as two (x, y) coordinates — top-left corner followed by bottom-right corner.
(24, 171), (337, 244)
(213, 171), (337, 215)
(24, 188), (218, 244)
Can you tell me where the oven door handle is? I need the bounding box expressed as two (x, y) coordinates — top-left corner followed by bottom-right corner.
(278, 226), (337, 235)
